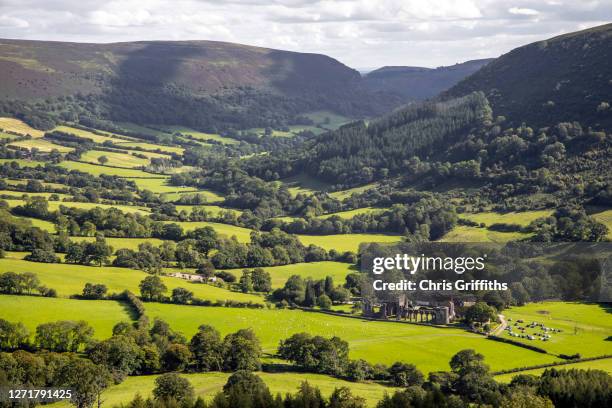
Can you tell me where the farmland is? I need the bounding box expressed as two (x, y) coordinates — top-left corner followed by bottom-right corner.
(9, 138), (73, 153)
(0, 117), (45, 137)
(143, 303), (559, 373)
(500, 302), (611, 358)
(494, 358), (612, 383)
(80, 150), (151, 168)
(113, 141), (185, 155)
(224, 261), (354, 288)
(0, 256), (264, 303)
(0, 295), (130, 339)
(296, 233), (403, 252)
(52, 125), (128, 144)
(439, 225), (530, 243)
(50, 371), (398, 408)
(458, 210), (553, 227)
(58, 161), (157, 177)
(161, 126), (238, 145)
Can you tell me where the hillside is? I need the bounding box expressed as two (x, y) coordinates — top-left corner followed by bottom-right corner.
(0, 39), (399, 129)
(364, 59), (493, 101)
(443, 23), (612, 128)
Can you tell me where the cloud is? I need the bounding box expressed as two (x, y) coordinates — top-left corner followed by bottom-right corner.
(0, 0), (608, 68)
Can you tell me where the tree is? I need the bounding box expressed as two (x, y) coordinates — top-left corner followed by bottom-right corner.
(162, 343), (192, 371)
(171, 287), (193, 304)
(190, 325), (223, 372)
(222, 328), (262, 371)
(329, 387), (366, 408)
(153, 373), (194, 404)
(239, 270), (253, 293)
(317, 294), (332, 310)
(88, 335), (144, 382)
(58, 358), (112, 408)
(389, 362), (424, 387)
(501, 387), (553, 408)
(222, 370), (275, 408)
(97, 155), (109, 165)
(139, 275), (167, 301)
(464, 302), (497, 326)
(0, 318), (29, 350)
(251, 268), (271, 292)
(82, 283), (108, 299)
(35, 320), (93, 352)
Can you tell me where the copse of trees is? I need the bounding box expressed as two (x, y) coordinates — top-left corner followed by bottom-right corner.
(272, 275), (350, 308)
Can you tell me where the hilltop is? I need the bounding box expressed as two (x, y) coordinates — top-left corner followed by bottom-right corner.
(0, 39), (400, 129)
(364, 59), (493, 101)
(443, 23), (612, 128)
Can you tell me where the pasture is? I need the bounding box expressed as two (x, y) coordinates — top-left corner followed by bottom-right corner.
(0, 159), (46, 167)
(174, 204), (243, 217)
(501, 302), (611, 358)
(0, 117), (44, 137)
(318, 207), (383, 220)
(70, 236), (164, 251)
(52, 125), (126, 144)
(0, 295), (130, 339)
(113, 141), (185, 155)
(161, 126), (238, 145)
(80, 150), (150, 168)
(494, 358), (612, 383)
(143, 303), (559, 373)
(329, 183), (378, 200)
(439, 225), (530, 243)
(50, 371), (398, 408)
(161, 190), (224, 203)
(224, 261), (354, 288)
(9, 138), (73, 153)
(590, 208), (612, 239)
(458, 210), (553, 227)
(296, 233), (403, 253)
(169, 221), (253, 242)
(0, 256), (264, 304)
(1, 198), (150, 215)
(59, 161), (156, 177)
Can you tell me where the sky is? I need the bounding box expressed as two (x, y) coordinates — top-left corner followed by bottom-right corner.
(0, 0), (610, 69)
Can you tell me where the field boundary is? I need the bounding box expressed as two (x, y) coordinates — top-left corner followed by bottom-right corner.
(491, 354), (612, 376)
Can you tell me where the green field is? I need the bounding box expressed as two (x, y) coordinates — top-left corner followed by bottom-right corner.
(225, 261), (354, 288)
(143, 303), (559, 372)
(296, 233), (403, 253)
(0, 131), (19, 140)
(59, 161), (157, 177)
(328, 183), (378, 200)
(0, 117), (44, 137)
(162, 126), (238, 145)
(14, 216), (56, 232)
(9, 138), (74, 153)
(494, 358), (612, 383)
(50, 371), (398, 408)
(440, 225), (530, 243)
(80, 150), (151, 168)
(113, 141), (185, 155)
(1, 198), (150, 215)
(501, 302), (611, 358)
(318, 207), (383, 220)
(174, 204), (243, 217)
(0, 190), (70, 200)
(591, 208), (612, 239)
(170, 221), (253, 242)
(0, 159), (46, 167)
(281, 174), (332, 196)
(70, 236), (164, 251)
(458, 210), (553, 227)
(53, 125), (127, 144)
(0, 256), (264, 303)
(0, 295), (130, 339)
(161, 190), (224, 203)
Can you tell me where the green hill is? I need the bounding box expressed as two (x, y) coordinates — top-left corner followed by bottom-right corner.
(443, 23), (612, 128)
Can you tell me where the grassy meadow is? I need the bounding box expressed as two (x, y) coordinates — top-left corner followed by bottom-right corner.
(0, 256), (264, 303)
(224, 261), (354, 288)
(494, 358), (612, 383)
(501, 302), (611, 358)
(53, 125), (127, 144)
(439, 225), (530, 243)
(0, 295), (130, 339)
(59, 161), (157, 177)
(143, 303), (559, 373)
(161, 126), (238, 145)
(80, 150), (151, 168)
(50, 371), (398, 408)
(590, 208), (612, 239)
(0, 117), (45, 137)
(114, 141), (185, 155)
(9, 138), (74, 153)
(458, 210), (553, 227)
(296, 233), (403, 252)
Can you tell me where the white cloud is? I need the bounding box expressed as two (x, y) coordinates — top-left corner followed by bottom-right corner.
(0, 0), (609, 68)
